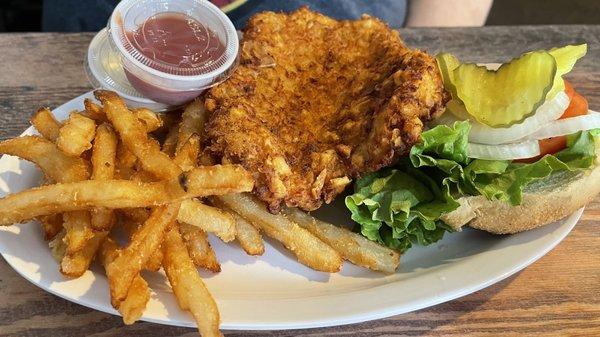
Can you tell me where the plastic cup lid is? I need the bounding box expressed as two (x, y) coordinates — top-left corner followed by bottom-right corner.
(85, 28), (171, 111)
(109, 0), (239, 83)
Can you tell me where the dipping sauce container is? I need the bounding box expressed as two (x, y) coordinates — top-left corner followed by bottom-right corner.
(86, 0), (239, 109)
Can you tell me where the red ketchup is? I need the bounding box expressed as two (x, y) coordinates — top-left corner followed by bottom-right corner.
(124, 12), (226, 104)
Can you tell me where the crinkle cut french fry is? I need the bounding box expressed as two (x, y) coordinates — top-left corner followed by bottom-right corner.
(162, 226), (222, 337)
(31, 107), (61, 141)
(178, 199), (236, 242)
(0, 165), (253, 225)
(56, 112), (96, 157)
(179, 223), (221, 272)
(216, 194), (343, 272)
(284, 207), (400, 274)
(106, 203), (178, 306)
(0, 136), (89, 183)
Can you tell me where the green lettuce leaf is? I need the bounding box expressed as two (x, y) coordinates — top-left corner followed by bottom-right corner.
(345, 166), (458, 253)
(347, 120), (599, 252)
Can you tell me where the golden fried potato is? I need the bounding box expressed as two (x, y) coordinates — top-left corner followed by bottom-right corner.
(56, 112), (96, 157)
(0, 136), (89, 183)
(144, 247), (164, 272)
(120, 272), (151, 324)
(133, 108), (163, 133)
(284, 207), (400, 273)
(0, 165), (253, 225)
(216, 193), (342, 272)
(100, 238), (150, 324)
(83, 98), (107, 122)
(162, 226), (222, 337)
(62, 210), (94, 254)
(0, 135), (96, 258)
(60, 231), (107, 277)
(106, 204), (178, 306)
(49, 229), (67, 262)
(95, 90), (180, 180)
(173, 134), (200, 171)
(161, 125), (179, 157)
(177, 98), (207, 154)
(119, 208), (163, 272)
(179, 223), (221, 272)
(31, 107), (61, 141)
(38, 213), (63, 241)
(178, 199), (236, 242)
(90, 124), (118, 231)
(230, 211), (264, 256)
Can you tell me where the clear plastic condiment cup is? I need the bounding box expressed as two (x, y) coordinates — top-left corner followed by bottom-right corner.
(85, 0), (239, 110)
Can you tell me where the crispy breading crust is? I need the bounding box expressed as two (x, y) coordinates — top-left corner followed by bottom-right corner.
(206, 8), (448, 212)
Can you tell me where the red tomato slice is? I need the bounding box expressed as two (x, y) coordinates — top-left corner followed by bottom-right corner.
(516, 136), (567, 164)
(564, 80), (575, 101)
(538, 136), (567, 156)
(517, 83), (589, 162)
(560, 92), (588, 119)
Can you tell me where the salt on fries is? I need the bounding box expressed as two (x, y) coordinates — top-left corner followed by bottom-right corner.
(0, 90), (400, 336)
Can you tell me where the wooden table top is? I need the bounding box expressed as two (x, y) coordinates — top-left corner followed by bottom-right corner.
(0, 26), (599, 337)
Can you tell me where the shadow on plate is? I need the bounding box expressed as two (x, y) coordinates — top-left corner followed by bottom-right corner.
(212, 234), (332, 283)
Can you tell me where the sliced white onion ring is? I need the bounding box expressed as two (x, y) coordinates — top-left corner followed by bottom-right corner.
(529, 111), (600, 139)
(467, 140), (541, 160)
(436, 91), (570, 145)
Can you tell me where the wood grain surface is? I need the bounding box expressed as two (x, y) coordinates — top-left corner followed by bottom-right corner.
(0, 26), (599, 337)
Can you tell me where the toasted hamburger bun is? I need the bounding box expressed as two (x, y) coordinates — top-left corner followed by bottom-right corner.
(440, 145), (600, 234)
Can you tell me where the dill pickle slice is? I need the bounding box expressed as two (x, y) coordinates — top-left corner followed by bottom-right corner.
(546, 44), (587, 99)
(453, 51), (557, 127)
(446, 99), (470, 120)
(436, 53), (461, 98)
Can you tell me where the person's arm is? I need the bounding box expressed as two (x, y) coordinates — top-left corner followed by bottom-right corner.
(406, 0), (493, 27)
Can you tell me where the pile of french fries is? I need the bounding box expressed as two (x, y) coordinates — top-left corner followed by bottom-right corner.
(0, 90), (400, 336)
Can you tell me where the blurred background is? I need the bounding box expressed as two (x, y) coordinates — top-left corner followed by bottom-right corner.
(0, 0), (599, 32)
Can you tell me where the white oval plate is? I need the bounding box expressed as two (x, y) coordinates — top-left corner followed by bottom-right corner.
(0, 92), (582, 330)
